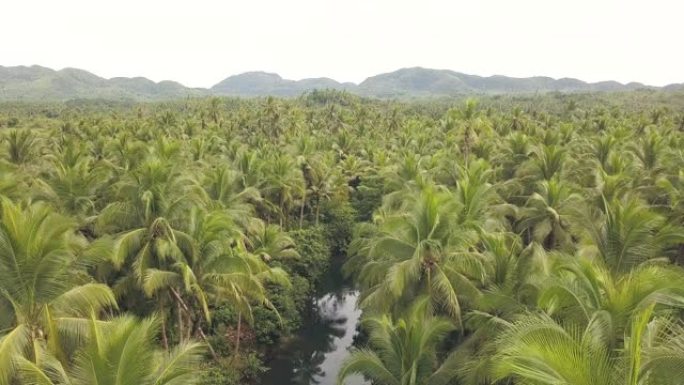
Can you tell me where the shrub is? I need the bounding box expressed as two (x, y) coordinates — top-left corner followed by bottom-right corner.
(287, 226), (330, 285)
(320, 200), (357, 255)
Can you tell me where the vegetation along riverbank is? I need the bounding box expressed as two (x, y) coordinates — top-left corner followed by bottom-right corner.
(1, 89), (684, 384)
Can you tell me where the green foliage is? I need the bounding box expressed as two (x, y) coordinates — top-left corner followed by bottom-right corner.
(350, 174), (385, 221)
(17, 314), (206, 385)
(338, 298), (460, 385)
(287, 226), (331, 285)
(1, 91), (684, 385)
(252, 278), (309, 345)
(199, 365), (241, 385)
(321, 200), (357, 255)
(199, 354), (267, 385)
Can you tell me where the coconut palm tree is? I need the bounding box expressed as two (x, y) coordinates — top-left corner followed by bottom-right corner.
(381, 152), (434, 199)
(445, 238), (557, 385)
(581, 197), (683, 274)
(98, 158), (198, 272)
(348, 184), (484, 326)
(0, 162), (25, 202)
(492, 305), (684, 385)
(143, 208), (290, 356)
(35, 155), (110, 219)
(337, 298), (460, 385)
(516, 178), (582, 250)
(539, 258), (684, 336)
(452, 159), (505, 232)
(527, 144), (567, 182)
(246, 220), (299, 262)
(3, 128), (40, 165)
(95, 158), (200, 347)
(640, 316), (684, 385)
(300, 153), (345, 226)
(199, 164), (261, 231)
(495, 132), (533, 181)
(261, 153), (305, 228)
(0, 199), (116, 385)
(18, 315), (206, 385)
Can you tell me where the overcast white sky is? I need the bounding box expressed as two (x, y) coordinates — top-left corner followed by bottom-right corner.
(2, 0), (682, 87)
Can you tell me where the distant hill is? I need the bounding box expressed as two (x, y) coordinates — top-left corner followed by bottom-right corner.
(211, 72), (355, 97)
(0, 65), (677, 101)
(663, 83), (684, 92)
(0, 65), (205, 101)
(357, 67), (653, 96)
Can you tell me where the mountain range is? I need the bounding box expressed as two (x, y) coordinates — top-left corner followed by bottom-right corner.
(1, 65), (682, 101)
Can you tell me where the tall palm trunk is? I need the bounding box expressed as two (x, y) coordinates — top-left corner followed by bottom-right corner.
(185, 311), (193, 341)
(235, 312), (242, 355)
(197, 324), (218, 359)
(160, 303), (169, 350)
(279, 192), (285, 228)
(299, 189), (307, 229)
(170, 287), (189, 343)
(177, 300), (184, 343)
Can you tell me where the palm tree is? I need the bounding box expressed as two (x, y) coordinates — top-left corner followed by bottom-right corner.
(492, 306), (684, 385)
(246, 220), (299, 262)
(494, 132), (533, 181)
(452, 159), (505, 232)
(446, 239), (555, 385)
(593, 159), (633, 203)
(381, 152), (434, 198)
(98, 158), (198, 270)
(0, 162), (25, 201)
(234, 149), (263, 190)
(528, 144), (567, 182)
(199, 164), (261, 231)
(581, 197), (683, 274)
(300, 153), (344, 226)
(348, 185), (483, 327)
(18, 315), (206, 385)
(640, 316), (684, 385)
(143, 209), (290, 356)
(516, 144), (568, 185)
(261, 153), (305, 228)
(35, 155), (109, 219)
(538, 259), (684, 336)
(629, 131), (666, 176)
(0, 199), (117, 385)
(96, 158), (198, 347)
(3, 129), (40, 165)
(208, 97), (223, 125)
(105, 132), (150, 171)
(509, 107), (528, 131)
(655, 170), (684, 227)
(516, 178), (581, 250)
(453, 99), (492, 166)
(628, 131), (671, 203)
(337, 298), (460, 385)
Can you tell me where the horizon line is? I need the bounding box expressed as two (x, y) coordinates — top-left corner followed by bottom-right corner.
(3, 63), (680, 90)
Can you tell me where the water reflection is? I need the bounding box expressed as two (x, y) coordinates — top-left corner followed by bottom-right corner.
(260, 289), (366, 385)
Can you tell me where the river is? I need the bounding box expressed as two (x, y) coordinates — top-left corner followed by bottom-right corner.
(260, 258), (367, 385)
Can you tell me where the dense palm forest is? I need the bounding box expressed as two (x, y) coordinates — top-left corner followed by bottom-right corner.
(1, 89), (684, 385)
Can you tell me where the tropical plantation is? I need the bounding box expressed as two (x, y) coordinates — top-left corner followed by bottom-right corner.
(1, 89), (684, 385)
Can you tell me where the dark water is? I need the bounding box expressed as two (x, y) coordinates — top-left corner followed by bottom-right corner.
(260, 260), (367, 385)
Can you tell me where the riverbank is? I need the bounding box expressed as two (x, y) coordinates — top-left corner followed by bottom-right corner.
(260, 256), (366, 385)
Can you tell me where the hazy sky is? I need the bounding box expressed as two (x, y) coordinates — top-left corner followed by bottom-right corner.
(3, 0), (682, 87)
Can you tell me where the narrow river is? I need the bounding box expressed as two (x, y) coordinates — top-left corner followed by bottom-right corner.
(260, 258), (367, 385)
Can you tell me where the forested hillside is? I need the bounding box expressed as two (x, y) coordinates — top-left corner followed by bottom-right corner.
(1, 90), (684, 385)
(3, 65), (682, 101)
